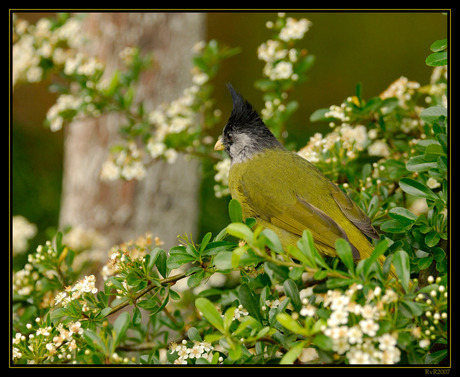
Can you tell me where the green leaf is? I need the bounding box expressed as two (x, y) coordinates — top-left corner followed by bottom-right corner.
(149, 287), (170, 316)
(233, 316), (262, 336)
(126, 271), (142, 287)
(283, 279), (301, 311)
(388, 207), (418, 225)
(425, 143), (446, 159)
(280, 341), (305, 364)
(301, 230), (328, 269)
(261, 228), (283, 253)
(113, 311), (130, 347)
(312, 334), (333, 352)
(55, 231), (64, 255)
(425, 231), (441, 247)
(309, 108), (330, 122)
(153, 248), (167, 278)
(166, 253), (195, 269)
(254, 78), (278, 91)
(228, 199), (243, 223)
(326, 278), (356, 289)
(185, 244), (199, 258)
(294, 239), (316, 268)
(50, 307), (68, 322)
(380, 219), (410, 233)
(195, 298), (225, 333)
(406, 155), (438, 172)
(287, 244), (316, 267)
(335, 238), (355, 274)
(399, 178), (438, 201)
(367, 195), (380, 218)
(398, 300), (424, 318)
(238, 283), (262, 323)
(425, 349), (447, 364)
(187, 269), (205, 288)
(226, 222), (253, 242)
(393, 249), (410, 292)
(433, 247), (446, 263)
(201, 240), (235, 256)
(362, 238), (389, 278)
(213, 251), (233, 270)
(276, 313), (308, 336)
(83, 329), (107, 353)
(426, 51), (447, 67)
(199, 232), (212, 253)
(420, 105), (447, 123)
(223, 306), (236, 332)
(132, 306), (142, 327)
(231, 246), (246, 268)
(430, 39), (447, 52)
(187, 327), (202, 342)
(418, 256), (433, 270)
(104, 70), (120, 96)
(228, 342), (242, 360)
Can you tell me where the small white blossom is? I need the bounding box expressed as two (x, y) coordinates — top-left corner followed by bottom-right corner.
(359, 319), (379, 337)
(279, 17), (312, 42)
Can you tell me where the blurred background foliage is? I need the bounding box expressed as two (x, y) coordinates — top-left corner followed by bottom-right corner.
(12, 11), (447, 261)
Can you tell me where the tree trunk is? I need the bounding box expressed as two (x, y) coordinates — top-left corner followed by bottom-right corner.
(59, 13), (205, 249)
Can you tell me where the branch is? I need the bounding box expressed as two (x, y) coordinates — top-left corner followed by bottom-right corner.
(105, 271), (187, 319)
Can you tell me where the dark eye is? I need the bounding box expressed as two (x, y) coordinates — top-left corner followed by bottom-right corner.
(226, 133), (233, 143)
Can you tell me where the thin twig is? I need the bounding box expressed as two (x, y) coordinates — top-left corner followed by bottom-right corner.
(105, 272), (187, 319)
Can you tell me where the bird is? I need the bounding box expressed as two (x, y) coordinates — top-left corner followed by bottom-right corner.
(214, 83), (397, 280)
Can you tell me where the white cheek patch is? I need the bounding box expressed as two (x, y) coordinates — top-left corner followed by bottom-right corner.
(230, 133), (259, 164)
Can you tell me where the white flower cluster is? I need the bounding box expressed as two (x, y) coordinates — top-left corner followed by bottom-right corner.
(12, 317), (84, 363)
(257, 14), (312, 82)
(13, 16), (85, 86)
(367, 140), (391, 158)
(46, 94), (84, 132)
(13, 15), (105, 132)
(380, 76), (421, 108)
(213, 157), (231, 198)
(298, 123), (369, 163)
(279, 16), (312, 42)
(414, 275), (448, 350)
(258, 39), (297, 82)
(169, 339), (220, 365)
(232, 304), (249, 321)
(261, 94), (289, 120)
(325, 104), (351, 123)
(100, 142), (146, 181)
(53, 275), (98, 308)
(101, 41), (216, 182)
(101, 233), (163, 280)
(14, 241), (61, 304)
(12, 263), (39, 297)
(319, 286), (401, 364)
(28, 241), (57, 264)
(12, 215), (37, 255)
(146, 85), (201, 163)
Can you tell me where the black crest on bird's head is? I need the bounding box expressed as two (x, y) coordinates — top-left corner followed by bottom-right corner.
(222, 83), (283, 162)
(227, 83), (261, 129)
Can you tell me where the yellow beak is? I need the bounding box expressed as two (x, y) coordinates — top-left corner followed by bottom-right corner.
(214, 138), (224, 151)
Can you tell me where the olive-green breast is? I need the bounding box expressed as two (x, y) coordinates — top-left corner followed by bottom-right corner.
(228, 148), (378, 259)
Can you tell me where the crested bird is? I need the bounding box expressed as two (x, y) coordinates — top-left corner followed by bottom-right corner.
(215, 84), (399, 282)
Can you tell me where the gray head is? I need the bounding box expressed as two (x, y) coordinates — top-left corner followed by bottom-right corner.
(217, 84), (283, 163)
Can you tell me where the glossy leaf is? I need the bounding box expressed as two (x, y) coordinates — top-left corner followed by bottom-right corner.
(195, 297), (225, 333)
(393, 249), (410, 292)
(335, 238), (355, 274)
